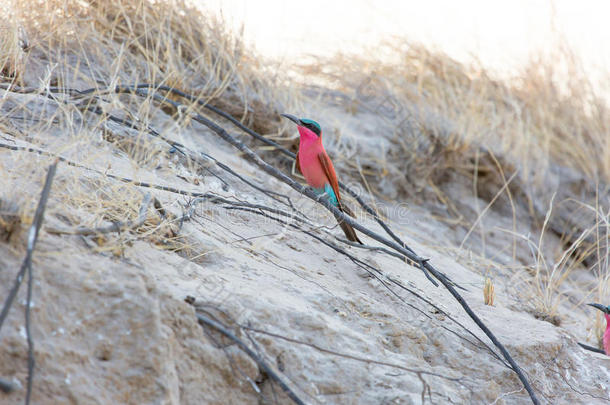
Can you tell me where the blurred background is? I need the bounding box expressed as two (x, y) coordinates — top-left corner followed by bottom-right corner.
(203, 0), (610, 82)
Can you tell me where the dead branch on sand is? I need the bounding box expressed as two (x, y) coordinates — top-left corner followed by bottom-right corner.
(0, 162), (58, 404)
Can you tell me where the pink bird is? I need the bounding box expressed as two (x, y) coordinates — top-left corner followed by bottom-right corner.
(588, 303), (610, 355)
(282, 114), (362, 243)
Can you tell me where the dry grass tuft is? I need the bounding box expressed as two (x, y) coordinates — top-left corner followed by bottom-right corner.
(10, 0), (295, 135)
(0, 0), (29, 83)
(483, 276), (495, 306)
(0, 195), (21, 242)
(303, 42), (610, 190)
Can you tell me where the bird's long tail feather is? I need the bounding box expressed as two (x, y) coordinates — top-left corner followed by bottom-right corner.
(334, 203), (362, 243)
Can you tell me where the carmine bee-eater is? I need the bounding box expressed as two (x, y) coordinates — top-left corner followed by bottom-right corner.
(588, 303), (610, 355)
(281, 113), (362, 244)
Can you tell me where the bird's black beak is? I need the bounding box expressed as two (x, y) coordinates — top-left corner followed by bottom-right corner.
(281, 113), (301, 126)
(587, 303), (609, 314)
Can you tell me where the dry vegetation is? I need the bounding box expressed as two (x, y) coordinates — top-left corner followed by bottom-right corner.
(299, 41), (610, 334)
(0, 0), (299, 257)
(0, 0), (609, 387)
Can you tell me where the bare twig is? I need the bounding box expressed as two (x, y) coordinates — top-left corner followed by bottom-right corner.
(489, 388), (525, 405)
(85, 104), (297, 210)
(577, 342), (605, 354)
(338, 237), (417, 262)
(0, 160), (58, 328)
(195, 313), (307, 405)
(197, 196), (311, 225)
(242, 324), (462, 383)
(0, 161), (58, 404)
(0, 142), (229, 200)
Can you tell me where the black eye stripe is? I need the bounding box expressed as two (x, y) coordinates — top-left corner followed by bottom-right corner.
(299, 120), (321, 136)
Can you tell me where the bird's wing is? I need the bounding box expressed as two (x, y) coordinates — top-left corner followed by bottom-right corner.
(317, 152), (341, 203)
(318, 152), (361, 243)
(295, 150), (302, 175)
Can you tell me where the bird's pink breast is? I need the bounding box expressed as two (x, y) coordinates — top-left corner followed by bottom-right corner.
(297, 127), (327, 188)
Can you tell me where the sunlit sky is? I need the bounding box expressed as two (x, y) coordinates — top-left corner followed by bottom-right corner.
(201, 0), (610, 79)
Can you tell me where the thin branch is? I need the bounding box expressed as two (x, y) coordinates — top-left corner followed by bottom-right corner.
(242, 324), (462, 383)
(0, 141), (228, 200)
(577, 342), (605, 354)
(0, 161), (58, 330)
(0, 142), (307, 235)
(489, 388), (525, 405)
(85, 104), (297, 209)
(338, 237), (417, 263)
(24, 251), (35, 405)
(195, 313), (306, 405)
(0, 161), (58, 405)
(204, 152), (299, 210)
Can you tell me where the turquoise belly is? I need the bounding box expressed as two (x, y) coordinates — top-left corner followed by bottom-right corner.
(314, 184), (338, 206)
